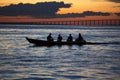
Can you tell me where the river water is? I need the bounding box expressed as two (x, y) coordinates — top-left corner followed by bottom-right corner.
(0, 25), (120, 80)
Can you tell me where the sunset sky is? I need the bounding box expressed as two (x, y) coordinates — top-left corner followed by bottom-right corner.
(0, 0), (120, 22)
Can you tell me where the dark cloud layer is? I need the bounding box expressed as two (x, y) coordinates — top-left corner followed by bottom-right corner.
(82, 11), (110, 16)
(0, 2), (111, 18)
(107, 0), (120, 3)
(57, 11), (110, 18)
(115, 13), (120, 16)
(0, 2), (71, 17)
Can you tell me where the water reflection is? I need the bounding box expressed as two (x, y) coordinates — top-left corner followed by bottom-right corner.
(0, 25), (120, 80)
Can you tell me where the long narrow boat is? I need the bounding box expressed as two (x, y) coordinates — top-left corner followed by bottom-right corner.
(26, 37), (109, 46)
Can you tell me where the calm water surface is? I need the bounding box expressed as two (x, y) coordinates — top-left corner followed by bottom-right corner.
(0, 25), (120, 80)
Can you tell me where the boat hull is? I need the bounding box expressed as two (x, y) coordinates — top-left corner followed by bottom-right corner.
(26, 37), (87, 46)
(26, 37), (111, 46)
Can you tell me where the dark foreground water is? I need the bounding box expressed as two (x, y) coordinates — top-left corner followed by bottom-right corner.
(0, 25), (120, 80)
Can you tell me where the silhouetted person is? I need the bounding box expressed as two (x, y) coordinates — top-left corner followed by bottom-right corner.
(47, 33), (54, 41)
(57, 34), (63, 42)
(75, 33), (86, 42)
(67, 34), (73, 42)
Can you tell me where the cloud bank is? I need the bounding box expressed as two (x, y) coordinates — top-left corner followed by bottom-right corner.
(0, 2), (113, 18)
(115, 13), (120, 16)
(0, 2), (71, 17)
(107, 0), (120, 3)
(57, 11), (110, 18)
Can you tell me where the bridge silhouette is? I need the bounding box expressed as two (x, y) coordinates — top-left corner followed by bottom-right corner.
(38, 19), (120, 26)
(0, 19), (120, 26)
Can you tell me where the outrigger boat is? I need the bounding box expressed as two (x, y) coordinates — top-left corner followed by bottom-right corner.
(26, 37), (109, 46)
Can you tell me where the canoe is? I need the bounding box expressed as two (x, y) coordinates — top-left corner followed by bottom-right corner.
(26, 37), (110, 46)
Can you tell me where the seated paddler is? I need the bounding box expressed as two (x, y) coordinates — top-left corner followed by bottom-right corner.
(75, 33), (86, 42)
(67, 34), (73, 42)
(47, 33), (54, 41)
(57, 34), (63, 42)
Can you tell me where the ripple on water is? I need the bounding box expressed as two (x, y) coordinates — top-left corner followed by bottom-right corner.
(0, 26), (120, 80)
